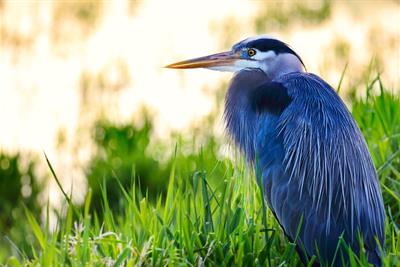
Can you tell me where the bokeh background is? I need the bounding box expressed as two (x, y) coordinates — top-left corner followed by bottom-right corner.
(0, 0), (399, 261)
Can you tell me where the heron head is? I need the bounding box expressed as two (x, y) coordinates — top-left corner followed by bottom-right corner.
(166, 35), (305, 75)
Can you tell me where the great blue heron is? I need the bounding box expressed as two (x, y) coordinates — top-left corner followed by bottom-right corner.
(166, 36), (385, 266)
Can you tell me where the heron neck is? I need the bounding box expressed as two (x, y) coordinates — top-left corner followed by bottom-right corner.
(265, 53), (305, 80)
(224, 70), (269, 161)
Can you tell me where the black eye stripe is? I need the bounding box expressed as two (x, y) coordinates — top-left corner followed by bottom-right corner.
(246, 38), (305, 67)
(247, 38), (290, 52)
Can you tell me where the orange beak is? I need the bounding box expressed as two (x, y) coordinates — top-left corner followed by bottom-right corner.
(165, 51), (241, 69)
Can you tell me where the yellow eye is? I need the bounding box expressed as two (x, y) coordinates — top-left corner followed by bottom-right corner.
(247, 48), (256, 57)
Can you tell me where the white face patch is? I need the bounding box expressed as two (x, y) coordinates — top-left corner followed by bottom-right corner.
(234, 59), (263, 70)
(208, 65), (243, 72)
(207, 59), (263, 73)
(251, 50), (276, 61)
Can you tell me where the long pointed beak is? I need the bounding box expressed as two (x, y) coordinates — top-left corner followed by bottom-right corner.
(165, 51), (240, 69)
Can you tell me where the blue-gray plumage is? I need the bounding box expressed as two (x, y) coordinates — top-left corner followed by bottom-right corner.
(166, 36), (385, 266)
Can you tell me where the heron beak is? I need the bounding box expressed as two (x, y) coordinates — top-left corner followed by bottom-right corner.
(165, 51), (241, 69)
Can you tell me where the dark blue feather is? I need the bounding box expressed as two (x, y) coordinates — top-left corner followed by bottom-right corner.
(250, 81), (292, 115)
(224, 70), (385, 266)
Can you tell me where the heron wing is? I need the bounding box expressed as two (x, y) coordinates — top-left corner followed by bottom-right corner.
(254, 72), (385, 265)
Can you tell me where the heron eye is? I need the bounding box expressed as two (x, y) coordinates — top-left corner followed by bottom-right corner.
(247, 48), (256, 57)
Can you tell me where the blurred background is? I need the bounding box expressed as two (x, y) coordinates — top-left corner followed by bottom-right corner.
(0, 0), (399, 261)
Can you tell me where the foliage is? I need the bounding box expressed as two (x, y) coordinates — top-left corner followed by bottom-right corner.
(0, 153), (43, 261)
(351, 77), (400, 224)
(4, 77), (400, 266)
(254, 0), (332, 33)
(86, 118), (168, 213)
(86, 117), (227, 216)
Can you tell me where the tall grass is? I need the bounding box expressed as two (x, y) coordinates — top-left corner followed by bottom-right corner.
(5, 77), (400, 266)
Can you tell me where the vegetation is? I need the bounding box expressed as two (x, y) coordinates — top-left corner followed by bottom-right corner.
(2, 76), (399, 266)
(254, 0), (332, 33)
(1, 1), (398, 266)
(0, 153), (44, 261)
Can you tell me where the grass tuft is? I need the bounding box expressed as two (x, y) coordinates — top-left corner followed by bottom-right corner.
(6, 76), (400, 266)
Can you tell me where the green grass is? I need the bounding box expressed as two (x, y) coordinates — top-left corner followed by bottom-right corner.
(5, 77), (400, 266)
